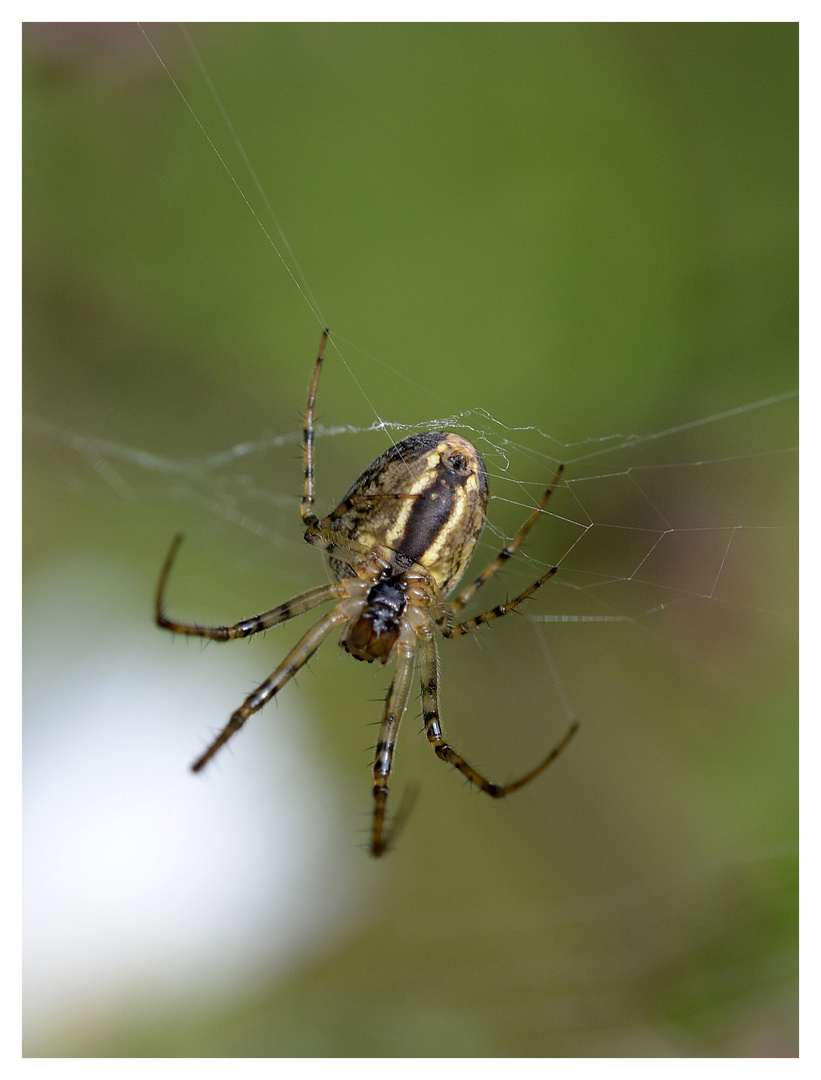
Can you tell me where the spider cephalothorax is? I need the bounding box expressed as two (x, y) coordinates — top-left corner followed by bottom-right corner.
(156, 330), (577, 856)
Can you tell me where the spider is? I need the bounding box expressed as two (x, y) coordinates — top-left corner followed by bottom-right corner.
(156, 330), (578, 856)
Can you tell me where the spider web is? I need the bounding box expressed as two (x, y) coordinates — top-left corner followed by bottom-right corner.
(22, 22), (799, 1057)
(24, 24), (798, 664)
(25, 381), (797, 732)
(25, 388), (797, 609)
(25, 24), (798, 637)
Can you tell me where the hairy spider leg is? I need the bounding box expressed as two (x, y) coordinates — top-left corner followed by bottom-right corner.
(370, 638), (416, 857)
(156, 533), (347, 641)
(299, 328), (425, 551)
(301, 327), (329, 528)
(449, 463), (565, 616)
(416, 621), (578, 796)
(190, 602), (358, 773)
(443, 566), (558, 638)
(154, 533), (366, 774)
(302, 525), (383, 571)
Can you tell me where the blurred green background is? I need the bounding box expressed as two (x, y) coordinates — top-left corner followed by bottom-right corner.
(23, 23), (797, 1057)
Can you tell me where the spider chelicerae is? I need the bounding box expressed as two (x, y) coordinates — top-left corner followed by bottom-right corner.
(156, 330), (578, 856)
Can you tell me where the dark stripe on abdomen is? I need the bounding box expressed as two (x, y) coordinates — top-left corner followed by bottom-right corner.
(394, 472), (464, 565)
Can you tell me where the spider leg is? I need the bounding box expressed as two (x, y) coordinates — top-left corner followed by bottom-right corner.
(190, 603), (353, 772)
(301, 328), (329, 528)
(155, 533), (346, 640)
(450, 463), (564, 617)
(416, 622), (578, 796)
(442, 566), (558, 638)
(302, 525), (376, 571)
(370, 639), (415, 858)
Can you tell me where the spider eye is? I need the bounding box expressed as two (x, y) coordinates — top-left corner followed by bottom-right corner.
(446, 451), (470, 473)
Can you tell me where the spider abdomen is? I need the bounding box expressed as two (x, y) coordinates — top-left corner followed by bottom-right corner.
(326, 431), (489, 595)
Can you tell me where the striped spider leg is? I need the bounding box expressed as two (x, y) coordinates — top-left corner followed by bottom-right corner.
(155, 533), (358, 772)
(445, 462), (566, 625)
(417, 462), (578, 799)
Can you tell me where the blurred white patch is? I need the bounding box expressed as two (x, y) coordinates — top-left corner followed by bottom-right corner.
(23, 556), (362, 1037)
